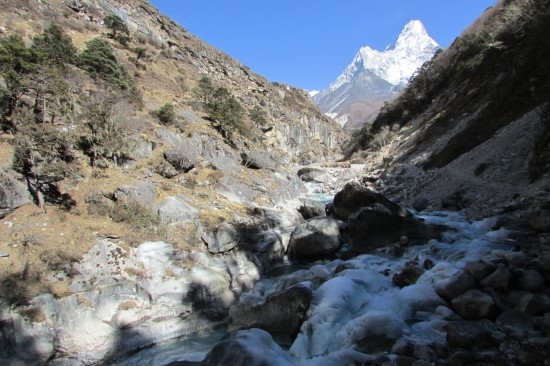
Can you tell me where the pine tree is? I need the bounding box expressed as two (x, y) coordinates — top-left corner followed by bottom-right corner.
(31, 23), (77, 67)
(78, 37), (131, 90)
(104, 14), (130, 46)
(0, 34), (34, 131)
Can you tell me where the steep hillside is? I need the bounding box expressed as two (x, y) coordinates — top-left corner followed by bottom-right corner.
(0, 0), (343, 305)
(314, 20), (439, 130)
(345, 0), (550, 219)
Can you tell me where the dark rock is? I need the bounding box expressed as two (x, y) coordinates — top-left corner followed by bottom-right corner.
(393, 265), (425, 287)
(441, 189), (472, 211)
(542, 313), (550, 335)
(287, 217), (343, 260)
(445, 320), (497, 349)
(413, 344), (437, 362)
(347, 207), (448, 254)
(518, 269), (545, 292)
(392, 337), (414, 356)
(435, 272), (475, 302)
(422, 258), (435, 270)
(297, 167), (326, 182)
(114, 182), (157, 207)
(464, 260), (497, 281)
(228, 283), (312, 340)
(498, 337), (550, 365)
(445, 350), (502, 366)
(480, 264), (512, 290)
(508, 290), (531, 308)
(495, 310), (534, 333)
(297, 199), (326, 220)
(264, 264), (308, 278)
(395, 356), (417, 366)
(201, 221), (239, 254)
(412, 197), (429, 212)
(484, 287), (514, 312)
(241, 151), (278, 170)
(451, 289), (496, 320)
(530, 209), (550, 231)
(517, 294), (550, 315)
(356, 334), (397, 355)
(332, 181), (410, 220)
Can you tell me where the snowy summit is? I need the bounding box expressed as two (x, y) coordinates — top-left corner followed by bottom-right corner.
(314, 20), (440, 130)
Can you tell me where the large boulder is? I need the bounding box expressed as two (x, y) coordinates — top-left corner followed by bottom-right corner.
(347, 206), (448, 253)
(435, 272), (475, 302)
(228, 283), (313, 339)
(164, 141), (198, 173)
(0, 169), (30, 211)
(464, 260), (497, 281)
(516, 294), (550, 315)
(201, 221), (239, 254)
(155, 195), (199, 226)
(297, 199), (326, 220)
(113, 182), (157, 207)
(241, 151), (278, 170)
(479, 264), (512, 290)
(297, 167), (328, 183)
(392, 265), (425, 287)
(445, 320), (498, 349)
(287, 217), (343, 260)
(451, 289), (496, 320)
(332, 181), (410, 220)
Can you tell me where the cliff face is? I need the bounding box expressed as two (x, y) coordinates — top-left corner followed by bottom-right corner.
(344, 0), (550, 219)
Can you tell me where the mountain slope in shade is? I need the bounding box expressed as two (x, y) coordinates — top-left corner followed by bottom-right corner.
(314, 20), (439, 130)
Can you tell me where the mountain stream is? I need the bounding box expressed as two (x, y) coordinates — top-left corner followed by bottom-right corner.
(113, 171), (514, 366)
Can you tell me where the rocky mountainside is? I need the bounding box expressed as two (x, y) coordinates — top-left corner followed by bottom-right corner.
(0, 1), (345, 362)
(345, 0), (550, 221)
(313, 20), (439, 130)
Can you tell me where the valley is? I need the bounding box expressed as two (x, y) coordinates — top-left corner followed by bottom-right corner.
(1, 0), (550, 365)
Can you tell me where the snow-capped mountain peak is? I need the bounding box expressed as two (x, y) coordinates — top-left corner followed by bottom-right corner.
(313, 20), (439, 130)
(388, 19), (432, 51)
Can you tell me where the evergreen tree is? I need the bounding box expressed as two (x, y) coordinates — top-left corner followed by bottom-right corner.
(104, 14), (130, 46)
(0, 34), (35, 131)
(249, 105), (267, 127)
(193, 75), (245, 138)
(155, 103), (176, 125)
(31, 23), (77, 67)
(13, 120), (77, 209)
(78, 37), (131, 90)
(79, 91), (134, 168)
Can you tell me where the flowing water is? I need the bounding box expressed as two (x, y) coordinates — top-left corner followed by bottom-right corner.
(113, 176), (515, 365)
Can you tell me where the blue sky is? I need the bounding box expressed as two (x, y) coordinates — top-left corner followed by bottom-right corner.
(149, 0), (497, 91)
